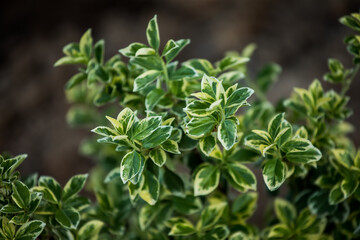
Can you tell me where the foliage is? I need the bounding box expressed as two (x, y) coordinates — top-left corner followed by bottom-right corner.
(2, 11), (360, 239)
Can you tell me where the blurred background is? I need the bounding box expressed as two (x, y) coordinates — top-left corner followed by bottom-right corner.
(1, 0), (359, 187)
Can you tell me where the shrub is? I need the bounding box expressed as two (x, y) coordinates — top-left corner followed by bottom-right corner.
(1, 12), (360, 239)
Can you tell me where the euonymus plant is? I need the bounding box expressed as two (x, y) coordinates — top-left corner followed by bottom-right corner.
(2, 12), (360, 239)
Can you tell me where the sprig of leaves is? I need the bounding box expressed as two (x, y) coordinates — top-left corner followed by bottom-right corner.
(184, 74), (254, 152)
(245, 113), (322, 191)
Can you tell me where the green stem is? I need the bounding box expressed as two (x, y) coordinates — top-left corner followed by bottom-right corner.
(341, 64), (359, 96)
(126, 139), (141, 152)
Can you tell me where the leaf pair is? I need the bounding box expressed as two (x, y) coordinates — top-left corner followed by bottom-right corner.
(0, 217), (45, 240)
(193, 161), (256, 196)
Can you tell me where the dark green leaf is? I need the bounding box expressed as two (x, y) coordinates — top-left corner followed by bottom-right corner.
(62, 174), (88, 201)
(146, 15), (160, 52)
(262, 158), (286, 191)
(142, 126), (172, 148)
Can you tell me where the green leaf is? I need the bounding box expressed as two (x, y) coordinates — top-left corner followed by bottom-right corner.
(295, 209), (318, 232)
(135, 47), (156, 56)
(228, 149), (260, 165)
(160, 140), (181, 154)
(62, 174), (88, 201)
(14, 220), (45, 240)
(116, 107), (135, 134)
(3, 154), (27, 176)
(139, 203), (165, 230)
(65, 73), (87, 90)
(79, 29), (93, 59)
(185, 115), (217, 139)
(197, 202), (227, 230)
(78, 220), (104, 240)
(340, 15), (360, 32)
(54, 56), (87, 66)
(267, 223), (292, 239)
(146, 15), (160, 52)
(31, 186), (58, 204)
(130, 55), (163, 70)
(256, 63), (282, 93)
(225, 163), (256, 191)
(245, 131), (273, 156)
(199, 134), (216, 156)
(133, 70), (162, 92)
(94, 65), (111, 83)
(95, 190), (112, 211)
(308, 190), (337, 217)
(229, 231), (250, 240)
(193, 163), (220, 196)
(142, 126), (172, 148)
(62, 42), (80, 56)
(219, 71), (244, 85)
(232, 192), (258, 220)
(218, 56), (249, 71)
(162, 39), (177, 57)
(184, 100), (214, 117)
(139, 170), (160, 205)
(164, 39), (190, 62)
(225, 87), (254, 109)
(274, 198), (297, 224)
(55, 208), (80, 229)
(172, 195), (202, 215)
(262, 158), (286, 191)
(267, 113), (284, 140)
(1, 204), (23, 214)
(149, 148), (167, 167)
(132, 116), (162, 140)
(200, 74), (219, 99)
(191, 92), (215, 103)
(1, 217), (15, 239)
(329, 183), (346, 205)
(38, 176), (62, 203)
(218, 118), (238, 150)
(93, 39), (104, 64)
(163, 168), (185, 197)
(341, 177), (359, 199)
(91, 126), (117, 137)
(119, 42), (147, 57)
(11, 181), (30, 209)
(169, 220), (196, 236)
(274, 125), (292, 146)
(169, 66), (197, 81)
(184, 59), (214, 76)
(145, 88), (166, 110)
(120, 150), (145, 184)
(63, 195), (90, 211)
(104, 167), (120, 183)
(281, 139), (322, 164)
(205, 224), (230, 240)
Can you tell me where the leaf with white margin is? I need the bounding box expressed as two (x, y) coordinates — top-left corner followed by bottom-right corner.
(193, 163), (220, 196)
(262, 158), (286, 191)
(120, 150), (145, 184)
